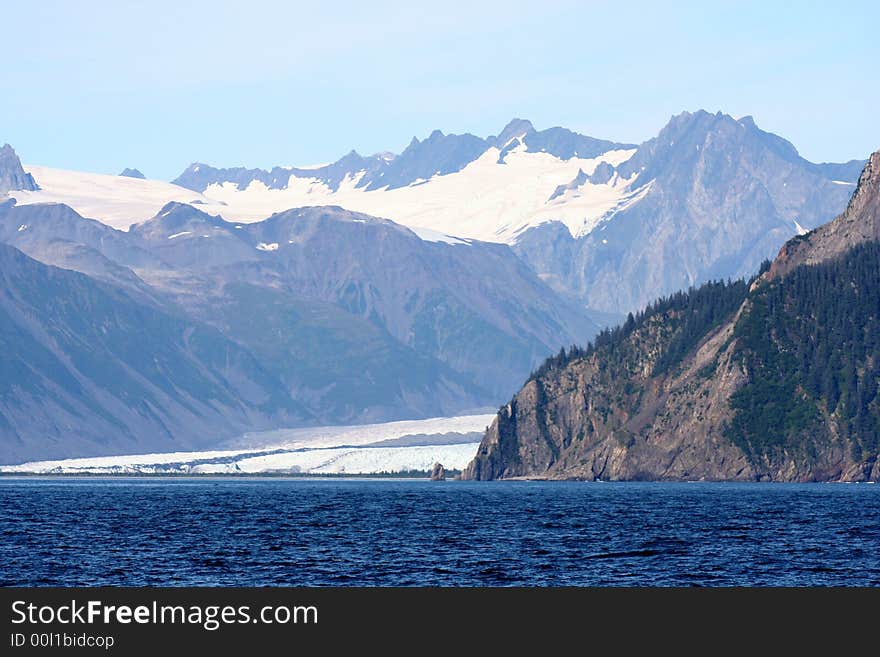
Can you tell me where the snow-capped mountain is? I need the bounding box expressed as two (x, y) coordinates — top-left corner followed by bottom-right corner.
(169, 120), (639, 242)
(8, 120), (639, 243)
(514, 111), (865, 313)
(6, 112), (865, 317)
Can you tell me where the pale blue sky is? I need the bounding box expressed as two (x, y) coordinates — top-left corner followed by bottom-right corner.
(3, 0), (877, 179)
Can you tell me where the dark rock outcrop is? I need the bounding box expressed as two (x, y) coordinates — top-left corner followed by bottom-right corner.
(119, 168), (146, 179)
(430, 463), (446, 481)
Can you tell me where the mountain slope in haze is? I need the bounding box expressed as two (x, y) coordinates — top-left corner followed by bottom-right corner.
(514, 111), (864, 315)
(0, 201), (495, 438)
(464, 149), (880, 483)
(0, 198), (597, 461)
(0, 242), (308, 463)
(129, 202), (599, 400)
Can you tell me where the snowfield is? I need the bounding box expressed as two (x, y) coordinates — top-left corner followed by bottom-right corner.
(0, 414), (494, 475)
(12, 144), (640, 244)
(10, 165), (229, 230)
(199, 143), (639, 243)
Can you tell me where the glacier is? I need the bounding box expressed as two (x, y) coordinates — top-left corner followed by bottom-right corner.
(0, 414), (495, 475)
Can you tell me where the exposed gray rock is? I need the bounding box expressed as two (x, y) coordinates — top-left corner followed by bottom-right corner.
(489, 118), (535, 147)
(119, 168), (146, 179)
(172, 119), (634, 193)
(514, 111), (865, 314)
(548, 169), (588, 202)
(362, 130), (487, 190)
(588, 161), (616, 184)
(429, 462), (446, 481)
(0, 144), (39, 194)
(523, 126), (635, 160)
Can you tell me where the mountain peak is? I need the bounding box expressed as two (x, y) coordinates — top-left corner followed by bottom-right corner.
(150, 201), (221, 226)
(493, 118), (535, 146)
(844, 149), (880, 217)
(119, 168), (146, 179)
(666, 109), (736, 129)
(0, 143), (40, 194)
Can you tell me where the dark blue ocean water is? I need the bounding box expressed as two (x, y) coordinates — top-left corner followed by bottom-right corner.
(1, 477), (878, 586)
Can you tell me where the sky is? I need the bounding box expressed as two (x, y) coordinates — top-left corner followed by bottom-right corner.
(3, 0), (878, 180)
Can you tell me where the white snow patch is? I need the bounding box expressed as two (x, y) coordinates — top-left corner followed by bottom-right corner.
(256, 242), (279, 252)
(793, 219), (808, 236)
(167, 231), (192, 240)
(17, 224), (27, 232)
(408, 226), (469, 245)
(832, 180), (855, 186)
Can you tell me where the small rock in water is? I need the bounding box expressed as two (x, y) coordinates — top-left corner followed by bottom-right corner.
(430, 462), (446, 481)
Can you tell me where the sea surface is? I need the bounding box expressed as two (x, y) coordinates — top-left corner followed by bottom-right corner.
(1, 477), (878, 587)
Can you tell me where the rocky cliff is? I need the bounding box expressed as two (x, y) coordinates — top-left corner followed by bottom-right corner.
(464, 149), (880, 482)
(0, 144), (38, 195)
(765, 150), (880, 282)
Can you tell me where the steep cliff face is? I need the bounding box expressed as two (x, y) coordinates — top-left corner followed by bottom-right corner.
(0, 144), (39, 195)
(464, 149), (880, 482)
(464, 286), (756, 481)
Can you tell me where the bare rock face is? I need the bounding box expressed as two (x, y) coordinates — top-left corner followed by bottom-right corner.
(464, 149), (880, 483)
(429, 463), (446, 481)
(463, 308), (754, 482)
(0, 144), (39, 195)
(765, 150), (880, 282)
